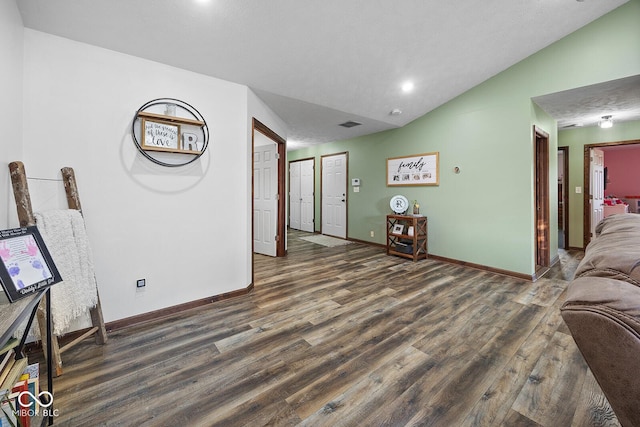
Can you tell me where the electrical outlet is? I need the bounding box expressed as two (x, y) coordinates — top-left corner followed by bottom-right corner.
(136, 278), (146, 288)
(370, 231), (375, 237)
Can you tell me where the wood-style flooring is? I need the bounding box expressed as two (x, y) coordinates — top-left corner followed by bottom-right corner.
(40, 230), (621, 426)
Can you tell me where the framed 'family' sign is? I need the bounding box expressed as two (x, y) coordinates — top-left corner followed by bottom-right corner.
(387, 152), (439, 186)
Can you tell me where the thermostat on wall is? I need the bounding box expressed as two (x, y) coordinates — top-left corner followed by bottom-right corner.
(351, 178), (361, 186)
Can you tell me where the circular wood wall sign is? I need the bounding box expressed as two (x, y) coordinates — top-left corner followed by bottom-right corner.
(132, 98), (209, 167)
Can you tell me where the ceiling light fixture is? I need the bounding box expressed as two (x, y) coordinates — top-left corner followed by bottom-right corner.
(390, 108), (402, 116)
(598, 115), (613, 129)
(401, 82), (414, 93)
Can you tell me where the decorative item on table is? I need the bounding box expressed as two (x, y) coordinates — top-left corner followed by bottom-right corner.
(394, 241), (414, 254)
(392, 224), (405, 235)
(412, 200), (420, 215)
(390, 195), (409, 215)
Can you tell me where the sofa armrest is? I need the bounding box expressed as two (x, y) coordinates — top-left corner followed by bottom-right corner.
(561, 277), (640, 427)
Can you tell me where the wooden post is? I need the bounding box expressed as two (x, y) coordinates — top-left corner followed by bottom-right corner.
(61, 167), (108, 346)
(61, 167), (82, 211)
(8, 161), (36, 227)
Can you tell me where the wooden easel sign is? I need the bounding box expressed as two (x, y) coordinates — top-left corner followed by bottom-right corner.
(0, 226), (62, 303)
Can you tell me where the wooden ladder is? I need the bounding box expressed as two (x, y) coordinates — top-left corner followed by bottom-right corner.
(9, 161), (107, 377)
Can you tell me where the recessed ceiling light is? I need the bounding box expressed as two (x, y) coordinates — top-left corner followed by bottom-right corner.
(390, 109), (402, 116)
(401, 82), (414, 93)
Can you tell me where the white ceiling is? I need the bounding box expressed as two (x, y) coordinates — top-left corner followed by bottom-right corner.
(16, 0), (633, 149)
(533, 74), (640, 130)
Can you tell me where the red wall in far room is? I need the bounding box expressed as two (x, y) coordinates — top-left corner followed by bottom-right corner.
(604, 145), (640, 198)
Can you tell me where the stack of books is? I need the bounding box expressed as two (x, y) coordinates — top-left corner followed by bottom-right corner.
(0, 338), (40, 427)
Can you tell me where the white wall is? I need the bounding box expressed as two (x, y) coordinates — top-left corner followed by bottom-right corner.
(247, 90), (288, 143)
(22, 29), (253, 324)
(0, 0), (24, 228)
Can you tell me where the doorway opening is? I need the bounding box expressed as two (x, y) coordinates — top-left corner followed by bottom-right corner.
(289, 158), (315, 233)
(534, 126), (550, 276)
(252, 118), (286, 266)
(557, 147), (569, 249)
(582, 139), (640, 247)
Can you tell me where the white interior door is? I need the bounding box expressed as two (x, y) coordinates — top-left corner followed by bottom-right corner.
(321, 153), (347, 238)
(289, 161), (301, 231)
(254, 134), (278, 256)
(300, 159), (314, 233)
(289, 159), (315, 233)
(590, 148), (604, 238)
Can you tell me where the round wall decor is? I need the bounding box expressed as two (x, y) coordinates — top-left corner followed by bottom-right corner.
(131, 98), (209, 167)
(390, 195), (409, 214)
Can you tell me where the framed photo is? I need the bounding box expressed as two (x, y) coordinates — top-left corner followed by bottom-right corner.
(142, 118), (181, 152)
(0, 226), (62, 303)
(392, 224), (405, 235)
(387, 152), (439, 186)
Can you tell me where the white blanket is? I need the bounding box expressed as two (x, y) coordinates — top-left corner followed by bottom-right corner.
(33, 210), (99, 336)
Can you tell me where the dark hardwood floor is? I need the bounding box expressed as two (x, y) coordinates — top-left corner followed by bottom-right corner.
(40, 230), (620, 426)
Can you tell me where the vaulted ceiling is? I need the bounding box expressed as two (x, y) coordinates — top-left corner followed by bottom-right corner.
(17, 0), (633, 149)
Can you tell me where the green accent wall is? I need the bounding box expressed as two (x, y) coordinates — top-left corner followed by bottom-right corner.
(288, 0), (640, 276)
(559, 120), (640, 249)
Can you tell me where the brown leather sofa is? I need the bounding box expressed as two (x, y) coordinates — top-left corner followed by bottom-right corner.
(561, 213), (640, 427)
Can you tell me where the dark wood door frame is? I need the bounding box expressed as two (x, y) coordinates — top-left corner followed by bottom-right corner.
(252, 118), (286, 259)
(582, 138), (640, 247)
(558, 146), (569, 249)
(534, 126), (550, 276)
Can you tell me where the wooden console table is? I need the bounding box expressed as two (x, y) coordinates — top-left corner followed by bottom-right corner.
(386, 214), (428, 261)
(1, 289), (54, 426)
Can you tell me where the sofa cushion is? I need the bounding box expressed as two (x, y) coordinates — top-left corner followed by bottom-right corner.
(574, 213), (640, 285)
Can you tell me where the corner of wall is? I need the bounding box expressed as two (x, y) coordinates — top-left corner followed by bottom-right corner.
(0, 0), (25, 228)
